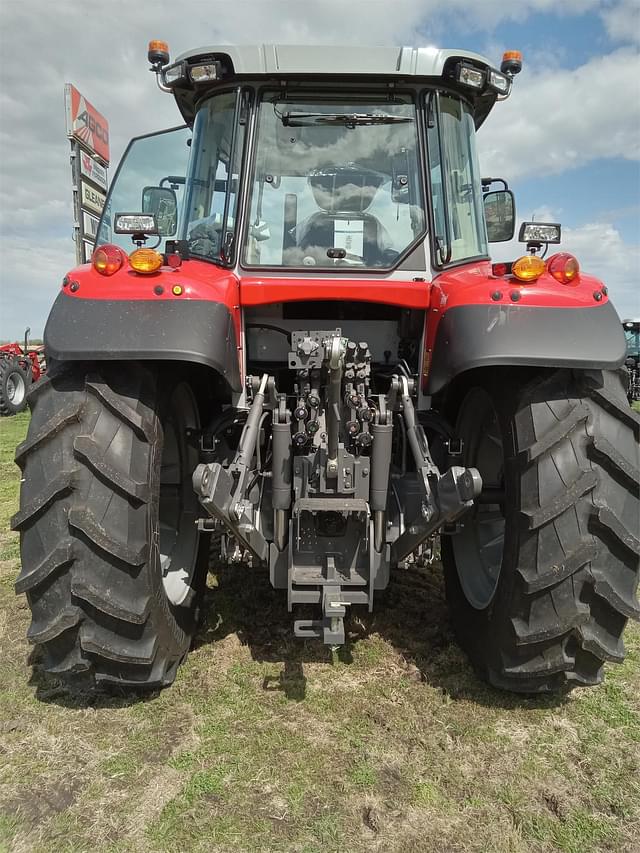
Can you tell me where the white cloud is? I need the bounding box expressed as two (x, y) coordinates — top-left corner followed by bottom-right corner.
(477, 47), (640, 181)
(561, 223), (639, 317)
(0, 237), (74, 340)
(600, 0), (640, 45)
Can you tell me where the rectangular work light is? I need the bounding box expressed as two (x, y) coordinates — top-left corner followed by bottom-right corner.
(189, 61), (223, 83)
(114, 213), (159, 235)
(457, 63), (485, 89)
(519, 222), (562, 243)
(161, 61), (188, 87)
(488, 69), (511, 95)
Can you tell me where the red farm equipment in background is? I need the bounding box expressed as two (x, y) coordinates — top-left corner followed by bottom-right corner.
(0, 328), (46, 416)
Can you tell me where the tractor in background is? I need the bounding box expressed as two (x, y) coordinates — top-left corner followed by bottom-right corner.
(0, 329), (46, 416)
(623, 319), (640, 403)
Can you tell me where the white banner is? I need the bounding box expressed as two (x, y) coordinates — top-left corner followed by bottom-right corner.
(80, 180), (106, 216)
(79, 150), (108, 190)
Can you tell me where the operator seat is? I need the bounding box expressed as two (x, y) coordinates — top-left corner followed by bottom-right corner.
(296, 211), (388, 266)
(296, 164), (394, 267)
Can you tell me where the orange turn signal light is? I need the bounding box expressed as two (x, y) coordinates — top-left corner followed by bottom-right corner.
(92, 244), (125, 276)
(512, 254), (545, 282)
(129, 247), (163, 274)
(546, 252), (580, 284)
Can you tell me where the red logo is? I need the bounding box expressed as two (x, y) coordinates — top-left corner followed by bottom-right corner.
(66, 85), (110, 164)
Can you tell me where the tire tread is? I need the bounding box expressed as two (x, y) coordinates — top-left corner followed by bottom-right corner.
(13, 364), (203, 690)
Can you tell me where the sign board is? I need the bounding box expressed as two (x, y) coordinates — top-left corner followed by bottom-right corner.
(80, 180), (106, 216)
(82, 210), (100, 241)
(79, 150), (108, 190)
(82, 240), (95, 263)
(65, 84), (110, 165)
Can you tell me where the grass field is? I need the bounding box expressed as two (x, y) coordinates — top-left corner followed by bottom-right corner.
(0, 411), (639, 853)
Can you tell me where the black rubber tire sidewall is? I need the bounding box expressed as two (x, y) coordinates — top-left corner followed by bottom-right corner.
(0, 357), (30, 415)
(442, 374), (522, 684)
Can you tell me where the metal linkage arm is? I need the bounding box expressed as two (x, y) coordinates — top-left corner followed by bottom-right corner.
(193, 373), (270, 563)
(391, 380), (482, 563)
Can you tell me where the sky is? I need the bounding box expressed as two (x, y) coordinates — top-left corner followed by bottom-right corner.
(0, 0), (639, 338)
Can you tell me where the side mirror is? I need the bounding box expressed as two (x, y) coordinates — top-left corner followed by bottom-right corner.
(142, 186), (178, 237)
(484, 189), (515, 242)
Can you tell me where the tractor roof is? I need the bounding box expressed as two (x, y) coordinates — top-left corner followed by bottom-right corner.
(175, 44), (494, 77)
(171, 44), (502, 128)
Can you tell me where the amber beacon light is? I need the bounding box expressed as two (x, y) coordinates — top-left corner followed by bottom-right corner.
(501, 50), (523, 76)
(148, 40), (170, 67)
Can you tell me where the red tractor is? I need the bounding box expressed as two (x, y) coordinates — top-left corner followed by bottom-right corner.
(0, 328), (45, 416)
(12, 43), (638, 694)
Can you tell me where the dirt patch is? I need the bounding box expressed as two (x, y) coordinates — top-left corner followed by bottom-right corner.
(1, 777), (82, 829)
(542, 790), (566, 820)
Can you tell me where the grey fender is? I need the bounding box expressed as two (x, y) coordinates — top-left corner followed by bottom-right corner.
(426, 301), (626, 396)
(44, 293), (242, 392)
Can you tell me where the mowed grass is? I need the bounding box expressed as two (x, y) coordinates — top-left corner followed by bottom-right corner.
(0, 410), (639, 853)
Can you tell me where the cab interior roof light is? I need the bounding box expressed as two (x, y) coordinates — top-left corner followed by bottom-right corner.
(457, 62), (486, 89)
(114, 213), (159, 235)
(189, 60), (223, 84)
(162, 60), (187, 87)
(519, 222), (561, 244)
(488, 69), (511, 95)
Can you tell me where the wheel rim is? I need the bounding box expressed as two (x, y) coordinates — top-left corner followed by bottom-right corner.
(7, 372), (26, 405)
(159, 384), (200, 606)
(452, 388), (506, 610)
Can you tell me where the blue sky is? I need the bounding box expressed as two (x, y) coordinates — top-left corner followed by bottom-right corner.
(0, 0), (638, 337)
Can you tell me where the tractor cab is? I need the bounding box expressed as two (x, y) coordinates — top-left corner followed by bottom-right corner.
(97, 44), (520, 275)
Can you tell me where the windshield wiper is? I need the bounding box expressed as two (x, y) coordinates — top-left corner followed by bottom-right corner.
(281, 111), (413, 128)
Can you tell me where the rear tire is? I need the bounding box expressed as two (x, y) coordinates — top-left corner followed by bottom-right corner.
(442, 369), (640, 693)
(12, 363), (209, 690)
(0, 356), (30, 416)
